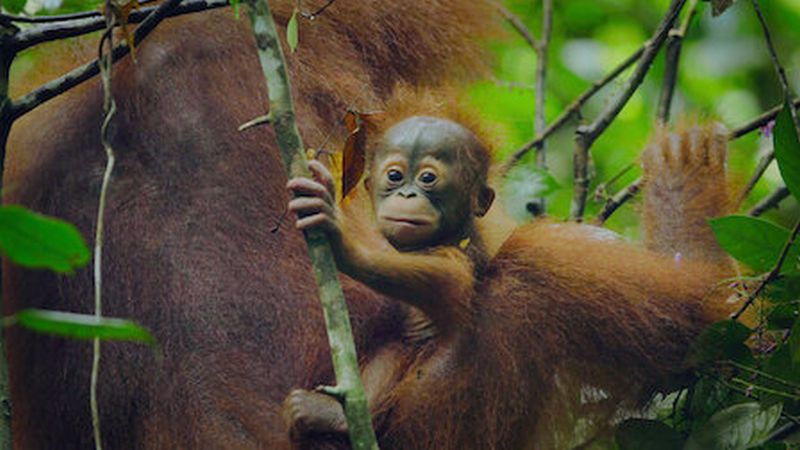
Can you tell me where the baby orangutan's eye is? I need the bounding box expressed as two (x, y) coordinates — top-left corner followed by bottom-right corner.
(418, 171), (437, 185)
(387, 169), (404, 183)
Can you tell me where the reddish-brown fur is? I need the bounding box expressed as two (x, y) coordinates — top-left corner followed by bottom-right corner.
(4, 2), (734, 449)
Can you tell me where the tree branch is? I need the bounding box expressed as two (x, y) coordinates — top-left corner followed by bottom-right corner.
(12, 0), (229, 53)
(0, 0), (158, 23)
(499, 45), (645, 175)
(10, 0), (192, 121)
(493, 1), (537, 51)
(242, 0), (377, 448)
(731, 216), (800, 321)
(730, 97), (800, 139)
(748, 185), (790, 217)
(752, 0), (800, 133)
(299, 0), (337, 20)
(571, 0), (686, 221)
(593, 177), (642, 225)
(657, 0), (698, 123)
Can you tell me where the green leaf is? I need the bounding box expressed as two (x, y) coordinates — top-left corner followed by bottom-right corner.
(774, 101), (800, 201)
(789, 320), (800, 366)
(763, 345), (800, 390)
(684, 402), (782, 450)
(230, 0), (240, 20)
(766, 302), (799, 330)
(287, 8), (299, 53)
(616, 419), (684, 450)
(11, 309), (156, 346)
(754, 443), (788, 450)
(0, 205), (90, 274)
(686, 320), (753, 366)
(710, 215), (800, 274)
(4, 0), (28, 13)
(765, 275), (800, 303)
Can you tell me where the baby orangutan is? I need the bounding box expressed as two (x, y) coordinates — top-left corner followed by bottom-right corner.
(283, 116), (495, 439)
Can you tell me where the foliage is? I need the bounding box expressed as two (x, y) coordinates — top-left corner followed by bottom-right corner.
(0, 204), (155, 345)
(485, 1), (800, 447)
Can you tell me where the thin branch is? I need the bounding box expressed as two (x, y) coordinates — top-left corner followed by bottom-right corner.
(493, 1), (537, 51)
(657, 0), (698, 123)
(730, 97), (800, 139)
(10, 0), (189, 121)
(752, 0), (800, 133)
(748, 186), (790, 217)
(499, 45), (645, 175)
(533, 0), (552, 213)
(91, 12), (117, 450)
(12, 0), (229, 52)
(731, 217), (800, 321)
(736, 148), (774, 209)
(299, 0), (337, 19)
(593, 177), (641, 225)
(571, 0), (686, 221)
(0, 0), (158, 23)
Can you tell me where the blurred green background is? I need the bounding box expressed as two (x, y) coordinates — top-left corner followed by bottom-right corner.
(475, 0), (800, 238)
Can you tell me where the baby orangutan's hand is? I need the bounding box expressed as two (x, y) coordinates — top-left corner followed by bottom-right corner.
(286, 160), (340, 237)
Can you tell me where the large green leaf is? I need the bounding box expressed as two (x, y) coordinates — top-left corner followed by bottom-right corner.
(684, 402), (782, 450)
(11, 309), (156, 346)
(0, 205), (90, 274)
(774, 101), (800, 201)
(616, 419), (684, 450)
(709, 215), (799, 274)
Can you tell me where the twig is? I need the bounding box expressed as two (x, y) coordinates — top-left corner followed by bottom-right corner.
(10, 0), (188, 121)
(752, 0), (800, 133)
(731, 217), (800, 321)
(243, 0), (378, 448)
(491, 77), (535, 91)
(493, 1), (537, 51)
(748, 186), (790, 217)
(91, 11), (117, 450)
(730, 98), (800, 139)
(736, 148), (774, 209)
(0, 0), (158, 23)
(571, 0), (686, 221)
(533, 0), (552, 213)
(657, 0), (698, 123)
(12, 0), (228, 53)
(499, 45), (645, 175)
(238, 113), (271, 131)
(298, 0), (337, 19)
(593, 177), (642, 225)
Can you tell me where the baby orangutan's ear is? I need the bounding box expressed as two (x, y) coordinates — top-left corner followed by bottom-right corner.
(475, 186), (495, 217)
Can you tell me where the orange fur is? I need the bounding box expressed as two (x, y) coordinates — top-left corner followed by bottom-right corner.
(3, 3), (499, 449)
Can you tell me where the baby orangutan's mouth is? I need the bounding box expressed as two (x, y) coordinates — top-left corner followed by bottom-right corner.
(383, 216), (431, 227)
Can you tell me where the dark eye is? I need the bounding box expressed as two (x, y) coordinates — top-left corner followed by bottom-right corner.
(418, 171), (437, 185)
(387, 169), (404, 183)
